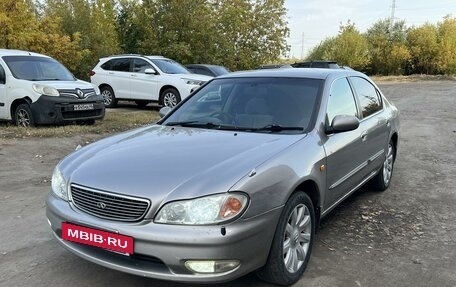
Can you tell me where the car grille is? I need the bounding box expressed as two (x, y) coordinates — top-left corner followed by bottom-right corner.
(62, 109), (103, 119)
(70, 184), (150, 222)
(59, 88), (96, 99)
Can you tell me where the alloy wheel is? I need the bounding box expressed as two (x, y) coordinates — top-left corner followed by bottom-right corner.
(383, 143), (394, 185)
(16, 109), (31, 127)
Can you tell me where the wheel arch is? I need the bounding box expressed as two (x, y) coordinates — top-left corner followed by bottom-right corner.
(10, 97), (32, 118)
(291, 180), (322, 226)
(159, 85), (179, 98)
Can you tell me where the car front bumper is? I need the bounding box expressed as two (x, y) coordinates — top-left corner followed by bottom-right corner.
(46, 193), (282, 283)
(31, 95), (105, 124)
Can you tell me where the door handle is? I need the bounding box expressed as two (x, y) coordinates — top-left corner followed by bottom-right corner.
(131, 74), (138, 77)
(361, 132), (368, 142)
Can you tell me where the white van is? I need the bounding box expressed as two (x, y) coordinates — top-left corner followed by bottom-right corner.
(0, 49), (105, 127)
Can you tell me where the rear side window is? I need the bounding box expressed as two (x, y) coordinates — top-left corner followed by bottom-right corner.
(0, 65), (5, 84)
(350, 77), (382, 118)
(326, 77), (358, 124)
(103, 58), (131, 72)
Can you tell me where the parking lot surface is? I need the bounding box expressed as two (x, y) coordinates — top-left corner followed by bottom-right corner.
(0, 80), (455, 287)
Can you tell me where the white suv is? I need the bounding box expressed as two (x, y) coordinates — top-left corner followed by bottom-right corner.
(0, 49), (104, 127)
(90, 55), (212, 108)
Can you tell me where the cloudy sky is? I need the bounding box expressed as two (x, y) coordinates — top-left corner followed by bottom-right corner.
(285, 0), (456, 59)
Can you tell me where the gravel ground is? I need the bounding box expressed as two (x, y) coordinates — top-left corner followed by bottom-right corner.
(0, 80), (455, 287)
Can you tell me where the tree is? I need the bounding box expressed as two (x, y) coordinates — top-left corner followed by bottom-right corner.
(436, 16), (456, 74)
(365, 19), (410, 75)
(407, 24), (439, 74)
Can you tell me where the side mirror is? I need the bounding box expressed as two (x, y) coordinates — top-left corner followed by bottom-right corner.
(144, 68), (157, 75)
(159, 106), (172, 117)
(326, 115), (359, 134)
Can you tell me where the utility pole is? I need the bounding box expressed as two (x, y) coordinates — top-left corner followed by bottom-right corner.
(390, 0), (396, 31)
(300, 32), (304, 60)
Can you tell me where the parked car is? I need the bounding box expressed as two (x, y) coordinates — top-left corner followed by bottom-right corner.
(185, 64), (230, 77)
(292, 60), (340, 69)
(258, 63), (293, 69)
(0, 49), (104, 127)
(47, 68), (399, 285)
(90, 55), (212, 108)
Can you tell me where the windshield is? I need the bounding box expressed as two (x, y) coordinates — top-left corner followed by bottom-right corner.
(162, 77), (322, 133)
(3, 56), (75, 81)
(149, 58), (190, 74)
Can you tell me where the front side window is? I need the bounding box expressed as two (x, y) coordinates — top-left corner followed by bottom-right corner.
(350, 76), (382, 118)
(326, 77), (358, 125)
(133, 59), (153, 73)
(3, 56), (75, 81)
(163, 77), (322, 133)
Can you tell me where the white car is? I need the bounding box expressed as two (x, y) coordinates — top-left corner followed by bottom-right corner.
(0, 49), (104, 127)
(90, 55), (212, 108)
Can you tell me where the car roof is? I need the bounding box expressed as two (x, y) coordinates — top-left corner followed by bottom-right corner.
(99, 54), (166, 61)
(186, 64), (223, 69)
(217, 68), (364, 80)
(0, 49), (50, 58)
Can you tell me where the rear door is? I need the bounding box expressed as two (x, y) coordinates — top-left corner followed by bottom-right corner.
(323, 77), (365, 208)
(349, 76), (389, 175)
(107, 58), (132, 99)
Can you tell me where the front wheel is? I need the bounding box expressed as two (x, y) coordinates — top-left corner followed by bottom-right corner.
(160, 88), (181, 108)
(256, 192), (315, 285)
(100, 86), (117, 108)
(371, 140), (395, 191)
(14, 103), (35, 127)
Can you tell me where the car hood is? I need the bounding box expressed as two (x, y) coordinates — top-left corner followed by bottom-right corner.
(61, 125), (304, 213)
(34, 79), (93, 89)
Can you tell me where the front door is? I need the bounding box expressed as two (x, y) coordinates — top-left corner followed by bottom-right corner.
(0, 64), (7, 119)
(323, 77), (365, 209)
(130, 58), (159, 101)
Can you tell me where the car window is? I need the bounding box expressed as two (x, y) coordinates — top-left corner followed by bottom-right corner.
(133, 59), (153, 73)
(0, 64), (5, 84)
(111, 58), (131, 72)
(350, 76), (382, 118)
(3, 56), (75, 81)
(149, 58), (190, 74)
(191, 67), (214, 77)
(164, 77), (322, 132)
(327, 77), (358, 125)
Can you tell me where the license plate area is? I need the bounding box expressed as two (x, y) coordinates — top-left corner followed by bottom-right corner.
(73, 103), (94, 111)
(61, 222), (134, 255)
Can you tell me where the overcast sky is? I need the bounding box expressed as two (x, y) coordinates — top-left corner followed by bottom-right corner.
(285, 0), (456, 59)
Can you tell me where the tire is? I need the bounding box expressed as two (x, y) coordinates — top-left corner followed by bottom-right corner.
(135, 100), (149, 108)
(256, 192), (315, 286)
(160, 88), (181, 108)
(100, 86), (117, 108)
(371, 140), (395, 191)
(14, 103), (35, 127)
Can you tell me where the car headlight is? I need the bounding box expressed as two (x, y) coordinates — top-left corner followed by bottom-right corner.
(182, 78), (204, 86)
(33, 84), (60, 97)
(51, 166), (68, 201)
(155, 193), (248, 225)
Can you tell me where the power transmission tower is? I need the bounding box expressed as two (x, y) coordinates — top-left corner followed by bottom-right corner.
(390, 0), (396, 31)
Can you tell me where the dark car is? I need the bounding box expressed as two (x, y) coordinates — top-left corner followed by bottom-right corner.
(292, 60), (340, 69)
(185, 64), (230, 77)
(258, 64), (293, 69)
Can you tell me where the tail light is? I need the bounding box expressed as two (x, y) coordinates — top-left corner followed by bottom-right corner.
(90, 70), (95, 76)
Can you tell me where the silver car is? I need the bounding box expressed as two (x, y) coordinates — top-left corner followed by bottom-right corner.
(46, 68), (399, 285)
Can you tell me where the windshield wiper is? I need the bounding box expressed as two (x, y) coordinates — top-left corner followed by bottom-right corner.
(251, 124), (304, 132)
(165, 121), (251, 131)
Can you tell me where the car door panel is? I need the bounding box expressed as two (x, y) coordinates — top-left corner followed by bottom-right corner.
(130, 59), (159, 101)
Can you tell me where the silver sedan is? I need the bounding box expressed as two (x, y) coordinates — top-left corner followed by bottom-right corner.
(46, 68), (399, 285)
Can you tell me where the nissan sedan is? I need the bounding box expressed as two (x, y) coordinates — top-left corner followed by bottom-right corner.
(46, 68), (399, 285)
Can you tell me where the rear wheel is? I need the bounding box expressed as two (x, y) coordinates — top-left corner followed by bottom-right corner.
(256, 192), (315, 285)
(100, 86), (117, 108)
(14, 104), (35, 127)
(371, 140), (395, 191)
(160, 88), (181, 108)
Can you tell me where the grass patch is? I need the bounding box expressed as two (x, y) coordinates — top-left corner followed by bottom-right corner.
(372, 74), (456, 83)
(0, 108), (160, 139)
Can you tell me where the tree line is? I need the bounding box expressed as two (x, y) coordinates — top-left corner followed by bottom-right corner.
(307, 17), (456, 75)
(0, 0), (289, 79)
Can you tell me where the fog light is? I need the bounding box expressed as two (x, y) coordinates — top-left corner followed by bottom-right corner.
(185, 260), (240, 274)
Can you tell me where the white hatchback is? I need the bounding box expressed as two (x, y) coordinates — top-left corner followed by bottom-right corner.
(90, 55), (212, 108)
